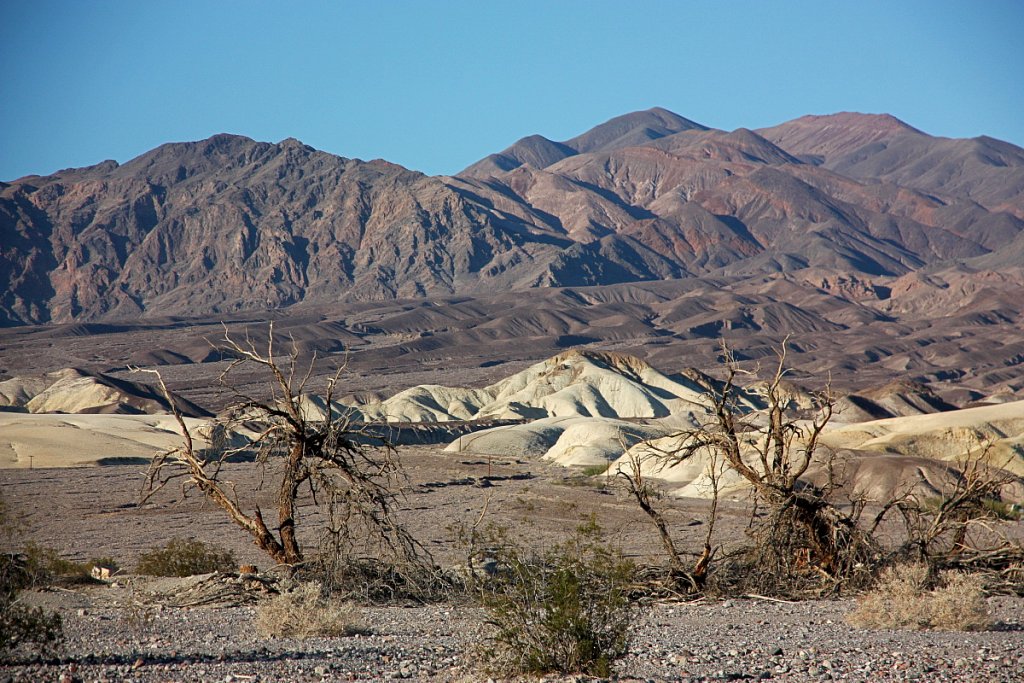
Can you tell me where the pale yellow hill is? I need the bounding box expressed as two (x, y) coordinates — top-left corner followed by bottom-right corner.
(821, 400), (1024, 475)
(444, 415), (673, 466)
(0, 368), (208, 416)
(0, 413), (209, 468)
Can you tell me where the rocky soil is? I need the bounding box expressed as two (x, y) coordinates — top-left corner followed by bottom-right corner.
(3, 589), (1023, 682)
(3, 450), (1023, 682)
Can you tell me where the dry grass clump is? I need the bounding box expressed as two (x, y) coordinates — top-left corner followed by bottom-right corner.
(846, 563), (991, 631)
(256, 582), (364, 638)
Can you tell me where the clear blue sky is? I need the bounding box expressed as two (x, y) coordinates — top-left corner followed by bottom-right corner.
(2, 0), (1022, 181)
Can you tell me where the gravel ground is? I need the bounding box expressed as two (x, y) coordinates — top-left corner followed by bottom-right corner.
(3, 457), (1023, 682)
(3, 587), (1023, 682)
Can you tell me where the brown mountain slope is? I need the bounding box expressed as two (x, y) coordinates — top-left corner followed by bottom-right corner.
(757, 113), (1024, 217)
(0, 135), (571, 324)
(2, 109), (1023, 326)
(463, 128), (1006, 277)
(458, 107), (707, 178)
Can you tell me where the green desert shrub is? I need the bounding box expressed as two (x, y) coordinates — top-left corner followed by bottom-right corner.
(473, 520), (634, 677)
(846, 563), (991, 631)
(136, 538), (236, 577)
(581, 463), (610, 477)
(256, 581), (364, 638)
(982, 498), (1023, 520)
(19, 543), (103, 585)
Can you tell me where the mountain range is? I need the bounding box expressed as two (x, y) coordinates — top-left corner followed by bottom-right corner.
(3, 107), (1023, 326)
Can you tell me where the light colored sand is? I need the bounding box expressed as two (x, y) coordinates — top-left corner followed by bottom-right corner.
(352, 385), (492, 422)
(821, 399), (1024, 474)
(0, 413), (210, 468)
(445, 415), (673, 466)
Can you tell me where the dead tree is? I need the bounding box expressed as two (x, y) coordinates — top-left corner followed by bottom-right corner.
(883, 443), (1024, 583)
(628, 340), (879, 595)
(137, 324), (423, 574)
(616, 441), (722, 594)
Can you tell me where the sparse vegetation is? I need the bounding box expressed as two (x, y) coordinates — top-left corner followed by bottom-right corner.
(15, 544), (118, 585)
(307, 549), (454, 605)
(982, 498), (1023, 521)
(137, 325), (429, 583)
(622, 340), (878, 597)
(256, 581), (364, 638)
(19, 543), (88, 584)
(471, 520), (634, 677)
(135, 538), (236, 577)
(0, 493), (63, 658)
(889, 446), (1023, 574)
(620, 340), (1024, 601)
(581, 463), (609, 476)
(846, 563), (990, 631)
(0, 594), (63, 658)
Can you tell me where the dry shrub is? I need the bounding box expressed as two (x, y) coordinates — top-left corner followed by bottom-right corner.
(139, 326), (428, 575)
(0, 594), (63, 658)
(136, 538), (236, 577)
(846, 563), (990, 631)
(306, 552), (453, 605)
(256, 581), (363, 638)
(0, 493), (63, 658)
(634, 340), (882, 598)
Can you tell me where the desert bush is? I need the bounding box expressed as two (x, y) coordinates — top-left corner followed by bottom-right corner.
(846, 563), (990, 631)
(256, 581), (363, 638)
(306, 551), (454, 605)
(473, 521), (634, 677)
(982, 498), (1023, 521)
(11, 546), (120, 588)
(19, 543), (98, 584)
(136, 538), (236, 577)
(0, 493), (63, 658)
(885, 445), (1024, 587)
(0, 593), (63, 658)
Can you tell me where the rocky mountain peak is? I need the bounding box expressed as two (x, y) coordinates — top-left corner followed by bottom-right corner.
(1, 108), (1022, 326)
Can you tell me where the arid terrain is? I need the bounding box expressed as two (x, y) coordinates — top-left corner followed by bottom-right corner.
(3, 108), (1024, 680)
(3, 453), (1024, 682)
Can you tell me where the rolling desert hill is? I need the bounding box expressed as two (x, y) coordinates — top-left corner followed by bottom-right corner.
(0, 366), (209, 416)
(4, 347), (1021, 515)
(347, 349), (745, 423)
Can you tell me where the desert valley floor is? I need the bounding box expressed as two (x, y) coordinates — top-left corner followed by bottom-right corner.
(3, 449), (1024, 682)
